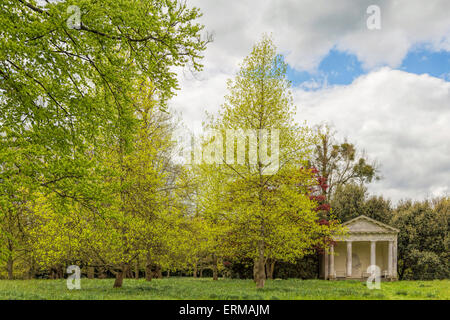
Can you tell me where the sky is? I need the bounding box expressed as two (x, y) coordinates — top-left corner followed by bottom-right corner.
(169, 0), (450, 204)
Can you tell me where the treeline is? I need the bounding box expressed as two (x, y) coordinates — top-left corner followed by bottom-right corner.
(0, 34), (346, 289)
(0, 0), (210, 288)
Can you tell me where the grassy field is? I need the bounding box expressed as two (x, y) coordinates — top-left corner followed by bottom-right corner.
(0, 278), (448, 300)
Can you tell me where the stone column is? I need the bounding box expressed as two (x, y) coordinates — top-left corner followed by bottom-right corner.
(324, 251), (329, 280)
(329, 244), (335, 279)
(346, 241), (352, 277)
(388, 240), (393, 277)
(393, 237), (398, 279)
(370, 240), (376, 267)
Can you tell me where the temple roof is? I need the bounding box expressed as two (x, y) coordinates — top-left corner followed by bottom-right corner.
(342, 215), (399, 234)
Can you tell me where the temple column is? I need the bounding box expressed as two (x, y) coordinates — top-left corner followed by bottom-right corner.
(346, 241), (352, 278)
(388, 240), (393, 277)
(393, 237), (398, 279)
(370, 240), (376, 267)
(329, 244), (335, 279)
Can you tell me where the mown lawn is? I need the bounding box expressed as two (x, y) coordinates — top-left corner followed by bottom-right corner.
(0, 278), (448, 300)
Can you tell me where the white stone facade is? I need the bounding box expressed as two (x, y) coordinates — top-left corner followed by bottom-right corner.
(322, 215), (399, 280)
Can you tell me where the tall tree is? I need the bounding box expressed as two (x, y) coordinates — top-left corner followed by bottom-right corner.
(198, 35), (343, 288)
(311, 124), (378, 201)
(27, 83), (194, 287)
(84, 82), (192, 288)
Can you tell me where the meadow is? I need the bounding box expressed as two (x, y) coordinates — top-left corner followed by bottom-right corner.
(0, 278), (448, 300)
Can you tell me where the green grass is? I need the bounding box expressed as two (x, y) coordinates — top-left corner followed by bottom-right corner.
(0, 278), (448, 300)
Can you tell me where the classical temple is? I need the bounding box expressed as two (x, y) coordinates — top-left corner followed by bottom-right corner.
(321, 215), (399, 280)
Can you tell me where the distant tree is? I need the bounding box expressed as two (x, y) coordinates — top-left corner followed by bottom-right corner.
(308, 167), (332, 218)
(364, 195), (393, 225)
(391, 198), (449, 280)
(330, 183), (368, 222)
(311, 125), (378, 200)
(330, 183), (393, 224)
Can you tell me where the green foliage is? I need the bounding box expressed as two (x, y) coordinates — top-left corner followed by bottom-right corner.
(312, 124), (378, 200)
(25, 83), (196, 281)
(330, 183), (368, 222)
(0, 2), (446, 287)
(392, 198), (449, 280)
(0, 0), (208, 198)
(0, 0), (208, 281)
(272, 256), (319, 280)
(194, 35), (344, 287)
(330, 183), (393, 224)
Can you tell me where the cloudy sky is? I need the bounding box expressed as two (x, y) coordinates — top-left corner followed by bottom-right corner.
(169, 0), (450, 203)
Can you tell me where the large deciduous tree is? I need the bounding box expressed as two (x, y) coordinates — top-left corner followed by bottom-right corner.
(0, 0), (208, 280)
(311, 124), (378, 201)
(197, 35), (344, 288)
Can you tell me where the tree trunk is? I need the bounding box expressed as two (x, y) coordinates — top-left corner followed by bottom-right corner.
(145, 254), (152, 281)
(28, 259), (36, 280)
(193, 263), (198, 278)
(127, 267), (133, 279)
(7, 258), (13, 280)
(253, 259), (258, 283)
(135, 258), (139, 279)
(99, 267), (107, 279)
(212, 255), (218, 280)
(145, 265), (153, 281)
(266, 259), (275, 280)
(166, 270), (170, 278)
(113, 263), (129, 288)
(87, 266), (95, 279)
(317, 252), (321, 279)
(50, 267), (59, 279)
(399, 263), (405, 280)
(199, 268), (203, 278)
(256, 241), (266, 288)
(155, 265), (162, 279)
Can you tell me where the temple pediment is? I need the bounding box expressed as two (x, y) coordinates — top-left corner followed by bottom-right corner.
(343, 215), (399, 234)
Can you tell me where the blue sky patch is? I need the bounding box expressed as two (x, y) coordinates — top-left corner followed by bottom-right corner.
(400, 47), (450, 80)
(287, 47), (450, 90)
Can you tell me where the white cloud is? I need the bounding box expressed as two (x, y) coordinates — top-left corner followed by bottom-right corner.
(192, 0), (450, 72)
(174, 0), (450, 125)
(169, 1), (450, 202)
(294, 68), (450, 203)
(171, 70), (229, 134)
